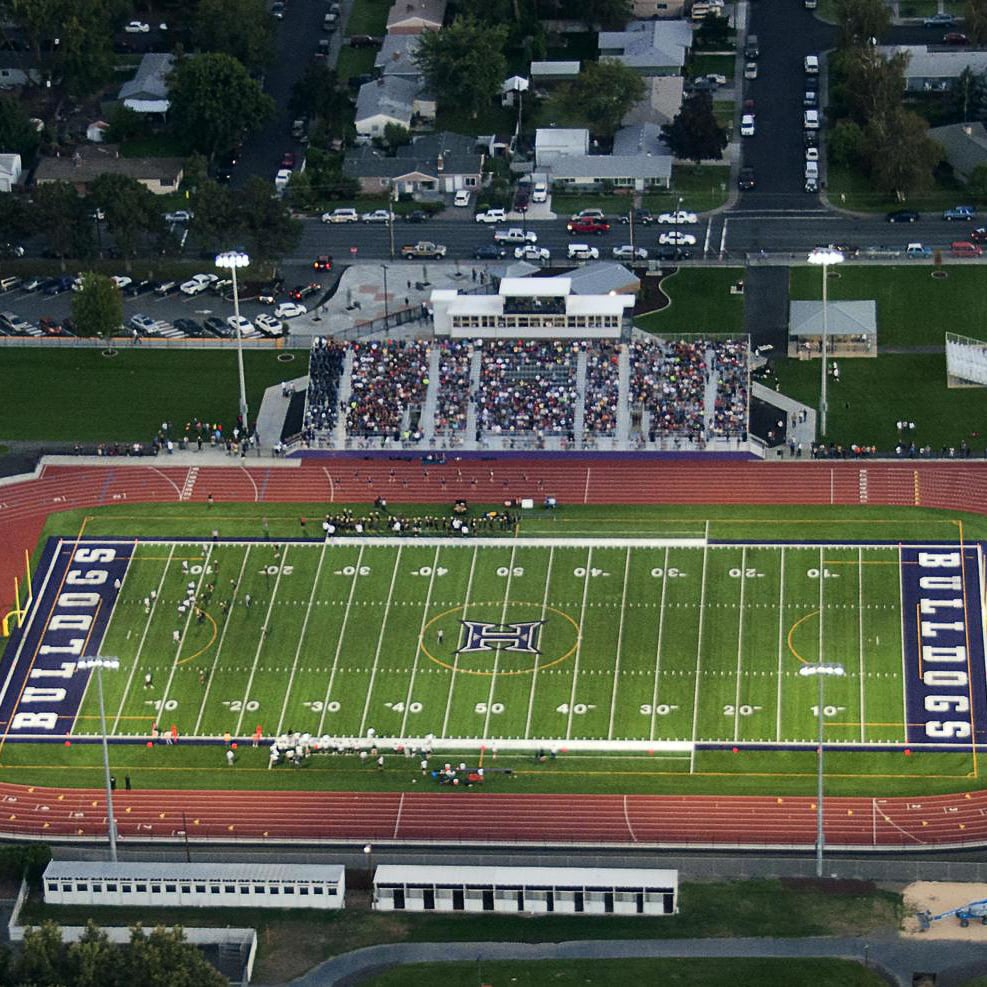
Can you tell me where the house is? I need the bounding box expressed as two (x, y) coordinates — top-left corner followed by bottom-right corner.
(386, 0), (447, 34)
(343, 131), (483, 196)
(598, 20), (693, 76)
(620, 76), (685, 127)
(500, 74), (529, 108)
(877, 45), (987, 92)
(118, 53), (174, 114)
(632, 0), (686, 17)
(530, 61), (581, 84)
(788, 300), (877, 357)
(354, 76), (435, 143)
(34, 145), (184, 195)
(374, 34), (424, 80)
(0, 153), (23, 192)
(612, 122), (669, 158)
(535, 128), (590, 167)
(929, 122), (987, 180)
(0, 53), (43, 88)
(547, 152), (672, 190)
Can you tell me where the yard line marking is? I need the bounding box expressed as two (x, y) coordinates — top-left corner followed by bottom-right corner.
(898, 542), (908, 741)
(319, 545), (366, 736)
(323, 467), (335, 504)
(688, 542), (710, 773)
(775, 546), (786, 743)
(393, 792), (406, 839)
(158, 543), (214, 725)
(733, 546), (747, 743)
(235, 547), (290, 735)
(523, 545), (555, 741)
(358, 546), (403, 737)
(649, 546), (670, 743)
(440, 546), (478, 739)
(482, 544), (518, 739)
(565, 547), (594, 741)
(194, 547), (251, 735)
(276, 540), (330, 735)
(858, 546), (866, 743)
(606, 546), (632, 740)
(401, 545), (442, 737)
(110, 544), (174, 734)
(818, 545), (825, 665)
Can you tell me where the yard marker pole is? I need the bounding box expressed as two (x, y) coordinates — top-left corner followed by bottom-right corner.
(12, 577), (19, 630)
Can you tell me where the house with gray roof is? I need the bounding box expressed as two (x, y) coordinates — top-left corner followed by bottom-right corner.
(343, 131), (483, 196)
(387, 0), (447, 34)
(598, 20), (693, 75)
(565, 261), (640, 296)
(547, 152), (672, 190)
(613, 122), (668, 157)
(0, 53), (43, 89)
(354, 75), (435, 143)
(877, 44), (987, 92)
(374, 34), (424, 80)
(118, 53), (174, 114)
(34, 144), (183, 194)
(535, 128), (590, 167)
(929, 122), (987, 180)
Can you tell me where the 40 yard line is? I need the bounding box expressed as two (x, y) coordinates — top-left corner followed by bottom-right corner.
(400, 545), (442, 737)
(565, 547), (594, 741)
(523, 545), (555, 741)
(648, 546), (670, 743)
(358, 546), (403, 737)
(606, 546), (632, 740)
(732, 546), (748, 743)
(440, 546), (479, 739)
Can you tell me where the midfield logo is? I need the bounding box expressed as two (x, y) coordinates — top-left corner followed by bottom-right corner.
(457, 619), (546, 655)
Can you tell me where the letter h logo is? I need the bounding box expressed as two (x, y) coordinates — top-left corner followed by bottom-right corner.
(457, 620), (545, 655)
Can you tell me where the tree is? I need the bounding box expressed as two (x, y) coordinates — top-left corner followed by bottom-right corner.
(34, 180), (93, 265)
(968, 0), (987, 45)
(105, 105), (149, 144)
(0, 194), (32, 242)
(16, 920), (65, 984)
(864, 108), (943, 199)
(836, 46), (907, 128)
(169, 52), (275, 158)
(89, 174), (164, 268)
(376, 122), (412, 152)
(190, 179), (241, 251)
(236, 176), (302, 262)
(67, 920), (115, 987)
(562, 59), (645, 138)
(289, 64), (354, 135)
(693, 12), (731, 50)
(968, 161), (987, 201)
(0, 93), (41, 160)
(120, 924), (226, 987)
(661, 92), (728, 166)
(835, 0), (890, 49)
(414, 17), (509, 119)
(193, 0), (274, 71)
(72, 272), (123, 345)
(827, 119), (865, 169)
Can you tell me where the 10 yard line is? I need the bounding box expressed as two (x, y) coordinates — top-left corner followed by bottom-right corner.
(688, 543), (710, 773)
(606, 546), (632, 740)
(523, 545), (555, 741)
(358, 546), (403, 737)
(565, 547), (594, 740)
(275, 540), (329, 736)
(440, 546), (478, 739)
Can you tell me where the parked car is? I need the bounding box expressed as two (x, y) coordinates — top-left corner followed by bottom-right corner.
(289, 282), (322, 301)
(124, 20), (150, 32)
(347, 34), (381, 48)
(165, 210), (193, 223)
(886, 209), (919, 223)
(124, 279), (153, 296)
(951, 241), (983, 256)
(570, 208), (606, 222)
(656, 246), (693, 261)
(566, 218), (611, 235)
(473, 244), (508, 259)
(805, 147), (819, 162)
(274, 168), (292, 191)
(203, 316), (230, 338)
(493, 228), (537, 244)
(531, 182), (548, 203)
(924, 11), (955, 25)
(274, 302), (306, 319)
(612, 244), (649, 261)
(43, 276), (73, 295)
(453, 189), (471, 207)
(38, 317), (63, 336)
(313, 255), (333, 271)
(618, 209), (655, 226)
(803, 109), (819, 130)
(361, 209), (393, 223)
(180, 273), (218, 295)
(743, 61), (758, 80)
(943, 31), (969, 44)
(254, 314), (283, 336)
(227, 314), (252, 335)
(738, 167), (756, 190)
(404, 210), (428, 223)
(0, 243), (24, 258)
(657, 210), (698, 224)
(0, 312), (35, 335)
(21, 276), (44, 292)
(154, 280), (178, 295)
(111, 276), (132, 289)
(280, 151), (296, 169)
(174, 318), (205, 337)
(321, 207), (359, 223)
(658, 231), (697, 246)
(475, 208), (507, 223)
(567, 243), (600, 260)
(971, 227), (987, 243)
(944, 205), (976, 221)
(129, 314), (157, 334)
(905, 243), (933, 258)
(514, 245), (550, 261)
(270, 0), (285, 17)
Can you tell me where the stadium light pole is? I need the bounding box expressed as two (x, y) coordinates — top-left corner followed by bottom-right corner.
(216, 251), (251, 434)
(799, 662), (845, 877)
(806, 248), (844, 438)
(77, 656), (121, 862)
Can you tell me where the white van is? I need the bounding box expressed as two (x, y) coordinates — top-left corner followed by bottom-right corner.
(804, 160), (819, 180)
(567, 243), (599, 260)
(323, 12), (338, 31)
(803, 109), (819, 130)
(804, 54), (819, 74)
(531, 181), (548, 203)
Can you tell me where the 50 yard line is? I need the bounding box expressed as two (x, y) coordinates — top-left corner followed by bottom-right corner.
(732, 546), (747, 742)
(648, 546), (670, 743)
(565, 547), (594, 741)
(482, 544), (518, 739)
(400, 545), (442, 737)
(440, 546), (478, 739)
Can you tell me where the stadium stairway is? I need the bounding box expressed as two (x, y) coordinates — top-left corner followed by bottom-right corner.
(421, 347), (442, 444)
(616, 348), (631, 444)
(573, 348), (587, 439)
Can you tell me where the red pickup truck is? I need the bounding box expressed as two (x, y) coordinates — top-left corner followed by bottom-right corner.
(566, 218), (611, 235)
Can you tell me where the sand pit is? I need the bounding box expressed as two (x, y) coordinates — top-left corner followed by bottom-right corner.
(902, 882), (987, 939)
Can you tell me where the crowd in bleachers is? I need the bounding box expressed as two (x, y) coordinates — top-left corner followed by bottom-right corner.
(304, 338), (347, 440)
(435, 339), (473, 434)
(708, 338), (749, 437)
(583, 340), (620, 435)
(629, 339), (707, 439)
(476, 339), (579, 436)
(346, 340), (431, 437)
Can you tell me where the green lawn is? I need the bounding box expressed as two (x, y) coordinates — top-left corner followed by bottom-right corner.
(335, 46), (376, 82)
(635, 268), (746, 334)
(788, 264), (987, 347)
(773, 352), (987, 451)
(827, 163), (968, 213)
(0, 349), (306, 444)
(365, 958), (884, 987)
(344, 0), (391, 35)
(688, 53), (736, 80)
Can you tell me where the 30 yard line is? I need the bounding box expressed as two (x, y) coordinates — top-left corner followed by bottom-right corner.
(688, 543), (710, 772)
(110, 544), (174, 734)
(565, 547), (594, 740)
(606, 546), (632, 740)
(358, 546), (403, 737)
(482, 544), (518, 739)
(318, 544), (366, 736)
(440, 545), (478, 739)
(400, 545), (442, 737)
(275, 540), (329, 735)
(775, 545), (786, 743)
(648, 546), (670, 743)
(523, 545), (555, 741)
(732, 546), (747, 742)
(858, 546), (866, 743)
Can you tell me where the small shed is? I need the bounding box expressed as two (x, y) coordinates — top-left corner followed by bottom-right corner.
(530, 61), (581, 83)
(788, 300), (877, 357)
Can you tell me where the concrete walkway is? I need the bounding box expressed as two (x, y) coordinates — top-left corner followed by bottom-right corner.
(273, 934), (987, 987)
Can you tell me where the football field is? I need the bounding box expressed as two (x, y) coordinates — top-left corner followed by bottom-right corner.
(5, 531), (984, 756)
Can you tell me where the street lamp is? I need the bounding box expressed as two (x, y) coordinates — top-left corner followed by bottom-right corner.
(798, 662), (845, 877)
(806, 248), (844, 438)
(215, 250), (250, 434)
(363, 843), (374, 894)
(77, 656), (121, 861)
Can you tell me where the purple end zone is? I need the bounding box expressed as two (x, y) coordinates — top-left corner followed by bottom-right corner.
(0, 539), (131, 740)
(900, 544), (987, 748)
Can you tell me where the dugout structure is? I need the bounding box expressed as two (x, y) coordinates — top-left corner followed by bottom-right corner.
(42, 860), (345, 910)
(372, 864), (678, 915)
(946, 332), (987, 387)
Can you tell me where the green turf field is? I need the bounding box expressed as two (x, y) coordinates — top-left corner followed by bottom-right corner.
(69, 533), (911, 752)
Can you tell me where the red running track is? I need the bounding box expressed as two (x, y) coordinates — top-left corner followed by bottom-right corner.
(0, 456), (986, 851)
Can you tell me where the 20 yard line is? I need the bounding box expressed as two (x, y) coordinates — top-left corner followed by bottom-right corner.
(688, 543), (710, 773)
(606, 546), (632, 740)
(440, 546), (478, 739)
(775, 546), (786, 743)
(358, 546), (403, 737)
(565, 547), (594, 740)
(858, 546), (866, 743)
(648, 546), (670, 743)
(523, 545), (555, 741)
(732, 546), (747, 742)
(400, 545), (442, 737)
(276, 540), (329, 735)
